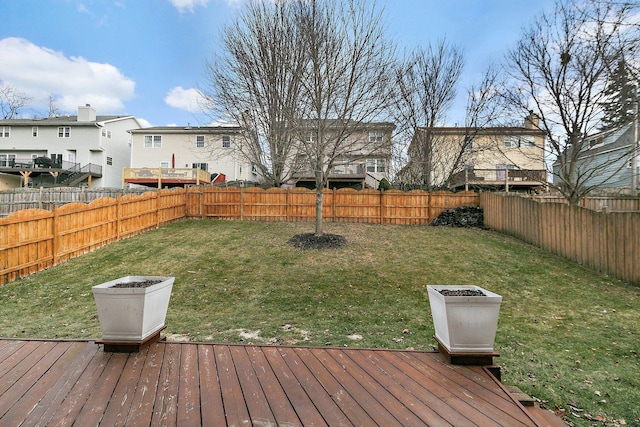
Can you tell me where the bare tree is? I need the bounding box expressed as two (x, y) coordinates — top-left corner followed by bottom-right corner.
(202, 0), (308, 187)
(0, 83), (30, 119)
(392, 40), (464, 190)
(504, 0), (640, 204)
(294, 0), (396, 236)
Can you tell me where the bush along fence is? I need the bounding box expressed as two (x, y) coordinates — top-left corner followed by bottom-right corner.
(481, 192), (640, 286)
(0, 187), (479, 284)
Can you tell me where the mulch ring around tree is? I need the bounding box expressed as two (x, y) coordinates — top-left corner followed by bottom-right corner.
(288, 233), (347, 250)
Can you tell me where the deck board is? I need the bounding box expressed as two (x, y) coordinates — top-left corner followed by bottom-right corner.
(0, 339), (561, 426)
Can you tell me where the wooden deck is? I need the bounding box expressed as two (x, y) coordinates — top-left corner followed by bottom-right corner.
(0, 339), (564, 426)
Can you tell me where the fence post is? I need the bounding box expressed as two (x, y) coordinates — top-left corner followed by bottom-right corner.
(52, 206), (59, 266)
(156, 191), (161, 228)
(380, 190), (384, 224)
(116, 194), (122, 241)
(199, 187), (204, 219)
(240, 186), (244, 220)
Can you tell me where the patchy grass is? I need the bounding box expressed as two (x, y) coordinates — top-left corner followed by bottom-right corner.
(0, 220), (638, 426)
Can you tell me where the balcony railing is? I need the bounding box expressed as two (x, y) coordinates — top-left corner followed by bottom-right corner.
(449, 169), (547, 190)
(123, 168), (211, 184)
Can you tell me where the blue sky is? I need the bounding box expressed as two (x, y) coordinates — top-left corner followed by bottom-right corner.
(1, 0), (555, 127)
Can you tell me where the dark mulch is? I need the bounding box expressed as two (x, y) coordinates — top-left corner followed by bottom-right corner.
(438, 289), (486, 297)
(288, 233), (347, 250)
(111, 279), (162, 289)
(430, 206), (484, 228)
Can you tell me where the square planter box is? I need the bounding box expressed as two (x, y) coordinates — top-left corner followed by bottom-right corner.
(427, 285), (502, 354)
(93, 276), (174, 341)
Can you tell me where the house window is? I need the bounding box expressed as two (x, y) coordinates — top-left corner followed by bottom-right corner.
(222, 135), (231, 148)
(0, 126), (10, 137)
(58, 127), (70, 138)
(464, 135), (474, 149)
(369, 130), (383, 143)
(504, 135), (535, 148)
(504, 136), (518, 148)
(144, 135), (162, 148)
(196, 135), (205, 148)
(32, 127), (38, 137)
(192, 162), (208, 171)
(366, 158), (386, 173)
(160, 162), (169, 168)
(305, 132), (317, 144)
(107, 130), (111, 138)
(520, 136), (535, 147)
(0, 154), (16, 167)
(106, 157), (113, 166)
(102, 128), (106, 137)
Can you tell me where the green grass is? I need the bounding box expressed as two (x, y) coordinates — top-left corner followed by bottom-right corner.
(1, 220), (638, 426)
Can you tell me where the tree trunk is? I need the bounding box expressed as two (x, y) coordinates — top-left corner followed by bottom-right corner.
(314, 187), (324, 236)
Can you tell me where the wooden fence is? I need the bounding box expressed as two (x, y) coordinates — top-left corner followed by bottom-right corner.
(0, 187), (478, 284)
(532, 194), (640, 212)
(481, 192), (639, 285)
(0, 187), (151, 217)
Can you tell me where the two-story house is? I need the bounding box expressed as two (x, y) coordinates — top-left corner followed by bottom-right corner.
(126, 125), (260, 188)
(0, 105), (142, 189)
(289, 121), (396, 190)
(552, 122), (638, 194)
(399, 114), (546, 191)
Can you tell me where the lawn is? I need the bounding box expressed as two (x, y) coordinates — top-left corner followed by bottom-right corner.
(0, 219), (638, 426)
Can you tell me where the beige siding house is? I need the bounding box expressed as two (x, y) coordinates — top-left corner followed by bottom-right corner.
(399, 114), (546, 191)
(126, 126), (260, 188)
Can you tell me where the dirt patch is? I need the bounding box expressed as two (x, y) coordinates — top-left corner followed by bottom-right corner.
(288, 233), (347, 250)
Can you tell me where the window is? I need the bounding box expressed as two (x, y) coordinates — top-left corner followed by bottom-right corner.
(464, 135), (474, 149)
(222, 135), (231, 148)
(305, 133), (317, 144)
(58, 127), (70, 138)
(32, 127), (38, 137)
(102, 128), (106, 137)
(0, 126), (10, 137)
(160, 162), (169, 168)
(106, 157), (113, 166)
(192, 162), (208, 171)
(504, 135), (535, 148)
(369, 130), (383, 143)
(366, 158), (386, 173)
(144, 135), (162, 148)
(196, 135), (205, 148)
(0, 154), (15, 167)
(107, 130), (111, 139)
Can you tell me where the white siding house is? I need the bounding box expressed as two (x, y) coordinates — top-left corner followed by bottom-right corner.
(0, 105), (142, 189)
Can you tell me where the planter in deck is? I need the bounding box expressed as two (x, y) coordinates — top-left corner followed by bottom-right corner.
(92, 276), (174, 343)
(427, 285), (502, 355)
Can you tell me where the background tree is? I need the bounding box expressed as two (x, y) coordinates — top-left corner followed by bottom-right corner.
(504, 0), (640, 204)
(202, 0), (308, 187)
(392, 40), (464, 190)
(599, 58), (639, 131)
(0, 83), (30, 119)
(293, 0), (396, 236)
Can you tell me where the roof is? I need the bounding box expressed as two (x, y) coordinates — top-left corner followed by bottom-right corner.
(416, 126), (545, 136)
(128, 125), (242, 134)
(0, 115), (135, 126)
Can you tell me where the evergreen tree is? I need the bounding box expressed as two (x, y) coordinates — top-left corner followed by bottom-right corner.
(599, 58), (639, 131)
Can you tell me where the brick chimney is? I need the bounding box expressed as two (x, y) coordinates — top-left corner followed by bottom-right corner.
(78, 104), (96, 122)
(524, 111), (540, 129)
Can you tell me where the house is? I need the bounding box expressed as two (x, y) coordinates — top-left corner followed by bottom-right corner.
(289, 121), (396, 190)
(399, 114), (546, 192)
(126, 125), (260, 188)
(0, 105), (142, 189)
(552, 122), (638, 194)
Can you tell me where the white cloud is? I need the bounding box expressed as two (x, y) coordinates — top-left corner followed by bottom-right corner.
(0, 37), (135, 114)
(164, 86), (206, 113)
(168, 0), (211, 13)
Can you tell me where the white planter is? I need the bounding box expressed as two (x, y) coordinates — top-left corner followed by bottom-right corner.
(427, 285), (502, 353)
(92, 276), (174, 341)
